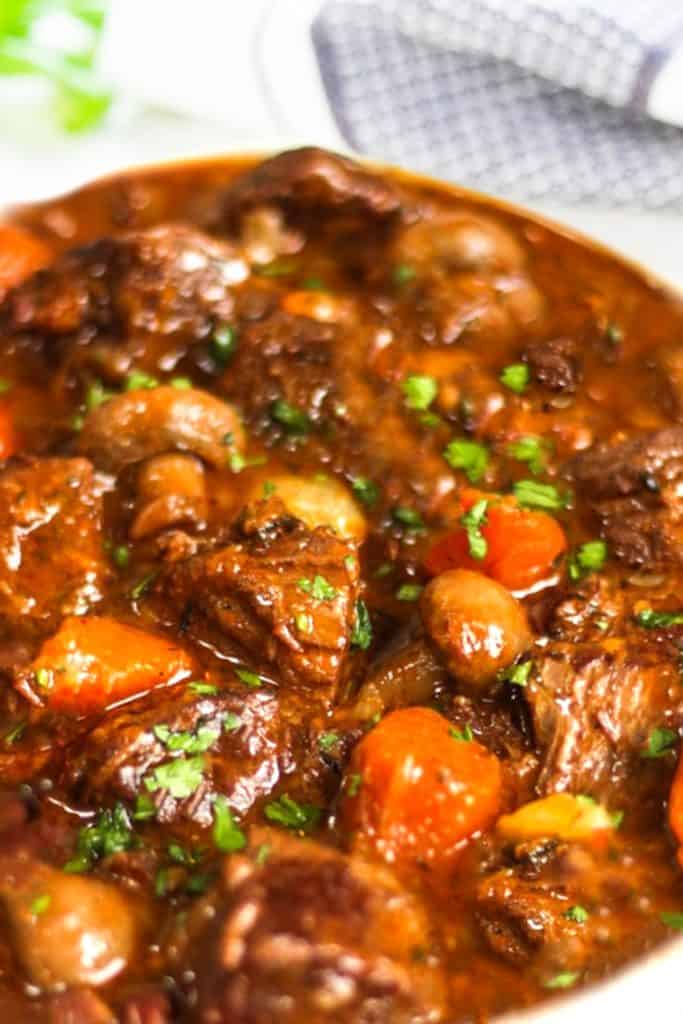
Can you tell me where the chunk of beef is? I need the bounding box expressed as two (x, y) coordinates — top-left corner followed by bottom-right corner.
(568, 426), (683, 566)
(159, 508), (360, 699)
(219, 308), (343, 437)
(0, 457), (109, 641)
(526, 639), (682, 799)
(65, 681), (330, 827)
(2, 225), (241, 344)
(524, 336), (581, 392)
(537, 575), (629, 643)
(189, 829), (446, 1023)
(475, 839), (660, 974)
(223, 147), (404, 226)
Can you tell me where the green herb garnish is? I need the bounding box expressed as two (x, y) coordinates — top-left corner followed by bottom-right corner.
(212, 795), (246, 853)
(297, 575), (338, 601)
(564, 905), (589, 923)
(449, 724), (474, 742)
(402, 374), (438, 411)
(124, 370), (158, 392)
(391, 506), (425, 531)
(568, 539), (607, 580)
(235, 667), (262, 689)
(351, 600), (373, 650)
(351, 476), (380, 506)
(461, 498), (489, 560)
(636, 608), (683, 629)
(270, 399), (311, 436)
(64, 803), (134, 873)
(264, 794), (321, 833)
(144, 756), (206, 800)
(443, 438), (489, 483)
(396, 583), (423, 602)
(513, 479), (569, 511)
(153, 723), (220, 755)
(543, 971), (580, 990)
(642, 727), (678, 759)
(500, 363), (530, 394)
(211, 324), (237, 364)
(506, 435), (550, 476)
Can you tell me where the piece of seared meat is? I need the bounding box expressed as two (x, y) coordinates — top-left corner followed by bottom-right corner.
(0, 457), (110, 643)
(188, 828), (446, 1024)
(159, 504), (361, 699)
(568, 426), (683, 567)
(525, 638), (683, 799)
(475, 837), (672, 977)
(64, 681), (331, 828)
(523, 336), (581, 393)
(222, 147), (405, 227)
(2, 224), (241, 346)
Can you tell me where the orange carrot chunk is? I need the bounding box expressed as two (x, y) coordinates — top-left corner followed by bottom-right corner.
(424, 488), (567, 592)
(0, 404), (19, 460)
(669, 752), (683, 869)
(0, 225), (51, 295)
(342, 706), (502, 866)
(19, 616), (194, 714)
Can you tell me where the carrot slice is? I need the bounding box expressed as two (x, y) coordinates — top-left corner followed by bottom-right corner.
(0, 404), (19, 460)
(669, 752), (683, 869)
(424, 488), (567, 591)
(18, 616), (194, 714)
(342, 706), (502, 866)
(0, 225), (51, 295)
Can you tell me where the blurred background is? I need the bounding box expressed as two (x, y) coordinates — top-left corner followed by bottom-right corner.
(1, 0), (682, 286)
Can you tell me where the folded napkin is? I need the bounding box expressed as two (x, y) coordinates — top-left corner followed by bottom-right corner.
(312, 0), (683, 208)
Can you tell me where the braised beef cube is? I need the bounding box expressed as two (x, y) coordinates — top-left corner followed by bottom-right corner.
(524, 336), (581, 392)
(3, 224), (240, 345)
(65, 682), (329, 827)
(222, 147), (405, 227)
(568, 426), (683, 566)
(476, 839), (672, 975)
(160, 516), (360, 699)
(219, 308), (342, 436)
(190, 829), (446, 1023)
(0, 457), (109, 640)
(526, 639), (682, 799)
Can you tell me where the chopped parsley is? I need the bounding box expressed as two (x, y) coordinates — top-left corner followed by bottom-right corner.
(170, 376), (193, 390)
(111, 544), (130, 570)
(346, 773), (362, 797)
(318, 732), (340, 752)
(263, 479), (277, 498)
(34, 667), (52, 690)
(235, 667), (262, 689)
(223, 712), (242, 732)
(513, 479), (569, 511)
(130, 570), (159, 601)
(500, 363), (530, 394)
(501, 660), (533, 686)
(351, 476), (380, 506)
(153, 723), (220, 755)
(270, 399), (311, 436)
(344, 555), (358, 573)
(374, 562), (393, 578)
(212, 795), (246, 853)
(636, 608), (683, 629)
(543, 971), (580, 990)
(0, 379), (12, 394)
(85, 380), (113, 410)
(568, 539), (607, 580)
(661, 911), (683, 930)
(506, 436), (550, 476)
(642, 727), (678, 759)
(264, 794), (321, 833)
(295, 612), (313, 635)
(351, 600), (373, 650)
(392, 506), (425, 531)
(255, 842), (271, 865)
(392, 263), (417, 285)
(167, 842), (202, 866)
(211, 324), (238, 364)
(449, 724), (474, 742)
(297, 575), (338, 601)
(145, 755), (206, 800)
(4, 720), (26, 746)
(187, 681), (219, 696)
(133, 794), (156, 821)
(443, 438), (489, 483)
(124, 370), (158, 392)
(29, 894), (51, 916)
(461, 498), (489, 560)
(564, 905), (589, 924)
(402, 374), (438, 411)
(64, 803), (135, 873)
(396, 583), (423, 602)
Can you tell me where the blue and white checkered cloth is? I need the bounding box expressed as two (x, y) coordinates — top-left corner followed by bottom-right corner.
(312, 0), (683, 208)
